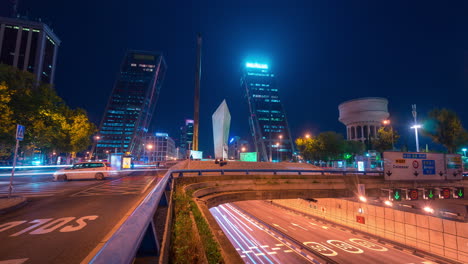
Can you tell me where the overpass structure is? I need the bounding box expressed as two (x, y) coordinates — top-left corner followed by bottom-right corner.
(88, 161), (467, 264)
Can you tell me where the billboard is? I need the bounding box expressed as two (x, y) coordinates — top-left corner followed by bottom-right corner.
(240, 152), (257, 162)
(383, 152), (463, 181)
(190, 150), (203, 160)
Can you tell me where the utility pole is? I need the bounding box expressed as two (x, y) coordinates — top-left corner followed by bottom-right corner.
(192, 34), (202, 151)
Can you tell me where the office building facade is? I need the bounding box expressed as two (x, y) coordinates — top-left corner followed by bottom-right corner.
(142, 132), (177, 162)
(242, 62), (294, 162)
(179, 119), (194, 157)
(95, 50), (166, 158)
(0, 16), (60, 84)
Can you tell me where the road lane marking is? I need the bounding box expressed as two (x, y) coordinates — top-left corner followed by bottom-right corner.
(267, 252), (277, 255)
(303, 242), (338, 256)
(10, 219), (52, 237)
(272, 223), (288, 232)
(349, 238), (388, 251)
(0, 216), (100, 236)
(322, 226), (328, 229)
(275, 244), (284, 246)
(327, 240), (364, 254)
(248, 246), (258, 249)
(260, 245), (269, 248)
(242, 251), (252, 254)
(291, 223), (308, 230)
(0, 259), (29, 264)
(272, 247), (281, 250)
(284, 250), (293, 253)
(254, 253), (265, 256)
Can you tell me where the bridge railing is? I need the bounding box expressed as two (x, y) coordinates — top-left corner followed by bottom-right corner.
(88, 167), (382, 263)
(171, 169), (384, 177)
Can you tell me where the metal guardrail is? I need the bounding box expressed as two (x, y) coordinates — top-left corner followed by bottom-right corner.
(89, 169), (172, 264)
(171, 169), (384, 177)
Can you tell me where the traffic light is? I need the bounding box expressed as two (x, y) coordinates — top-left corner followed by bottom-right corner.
(455, 187), (464, 199)
(393, 189), (402, 201)
(425, 188), (436, 200)
(409, 189), (419, 200)
(441, 188), (451, 199)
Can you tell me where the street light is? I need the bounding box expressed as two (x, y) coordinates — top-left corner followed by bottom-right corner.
(411, 104), (421, 152)
(241, 147), (246, 152)
(382, 119), (394, 150)
(146, 144), (153, 163)
(94, 136), (101, 160)
(305, 134), (311, 139)
(276, 142), (280, 162)
(462, 148), (467, 157)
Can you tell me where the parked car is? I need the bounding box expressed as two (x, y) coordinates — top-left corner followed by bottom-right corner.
(53, 162), (113, 181)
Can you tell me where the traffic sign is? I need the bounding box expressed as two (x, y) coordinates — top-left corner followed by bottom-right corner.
(393, 189), (402, 201)
(412, 160), (419, 169)
(441, 188), (451, 199)
(409, 189), (419, 200)
(425, 189), (436, 200)
(16, 124), (25, 141)
(455, 187), (464, 199)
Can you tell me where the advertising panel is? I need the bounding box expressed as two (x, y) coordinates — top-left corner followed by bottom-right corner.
(383, 152), (462, 180)
(122, 157), (132, 169)
(240, 152), (257, 162)
(190, 150), (203, 160)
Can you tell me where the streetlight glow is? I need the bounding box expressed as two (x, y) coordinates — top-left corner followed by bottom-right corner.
(305, 134), (310, 139)
(358, 196), (367, 203)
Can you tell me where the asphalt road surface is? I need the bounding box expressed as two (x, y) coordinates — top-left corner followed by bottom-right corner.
(0, 169), (165, 264)
(221, 200), (441, 264)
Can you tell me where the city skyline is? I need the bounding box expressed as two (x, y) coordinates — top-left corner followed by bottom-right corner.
(10, 1), (468, 155)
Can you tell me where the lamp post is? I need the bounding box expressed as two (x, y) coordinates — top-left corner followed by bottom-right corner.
(411, 105), (421, 152)
(462, 148), (467, 157)
(382, 119), (394, 150)
(147, 144), (153, 163)
(94, 136), (100, 160)
(305, 133), (310, 139)
(275, 142), (280, 162)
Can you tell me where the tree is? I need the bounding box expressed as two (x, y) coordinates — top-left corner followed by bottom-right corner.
(0, 65), (96, 162)
(422, 108), (468, 153)
(296, 131), (352, 162)
(343, 140), (366, 160)
(371, 126), (400, 153)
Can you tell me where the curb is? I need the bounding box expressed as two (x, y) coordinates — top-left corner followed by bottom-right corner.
(0, 196), (28, 214)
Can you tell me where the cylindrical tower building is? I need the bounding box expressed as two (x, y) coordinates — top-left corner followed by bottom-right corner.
(338, 97), (389, 142)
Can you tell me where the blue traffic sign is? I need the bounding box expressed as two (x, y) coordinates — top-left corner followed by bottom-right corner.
(422, 160), (435, 175)
(16, 124), (25, 141)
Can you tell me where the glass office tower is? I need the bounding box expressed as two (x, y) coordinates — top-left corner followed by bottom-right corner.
(0, 16), (60, 85)
(95, 50), (167, 158)
(242, 62), (294, 162)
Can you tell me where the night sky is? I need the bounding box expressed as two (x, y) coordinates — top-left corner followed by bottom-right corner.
(17, 1), (468, 155)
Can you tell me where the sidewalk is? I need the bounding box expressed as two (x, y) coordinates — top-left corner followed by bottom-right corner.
(0, 195), (27, 213)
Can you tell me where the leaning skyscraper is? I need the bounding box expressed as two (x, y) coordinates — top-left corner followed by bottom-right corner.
(242, 62), (294, 162)
(94, 51), (166, 158)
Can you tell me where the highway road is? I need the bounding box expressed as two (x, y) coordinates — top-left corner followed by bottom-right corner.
(0, 168), (165, 264)
(210, 203), (311, 264)
(216, 200), (441, 264)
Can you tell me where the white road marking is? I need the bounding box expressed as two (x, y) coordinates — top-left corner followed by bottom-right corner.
(349, 238), (388, 251)
(291, 223), (308, 230)
(255, 253), (265, 256)
(267, 252), (277, 255)
(322, 226), (328, 229)
(304, 242), (338, 256)
(0, 259), (29, 264)
(327, 240), (364, 254)
(275, 244), (284, 246)
(284, 250), (293, 253)
(272, 223), (288, 232)
(242, 251), (252, 254)
(248, 246), (258, 249)
(260, 245), (269, 248)
(272, 247), (281, 250)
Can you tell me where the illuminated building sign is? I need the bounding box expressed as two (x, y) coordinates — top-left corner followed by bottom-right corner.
(246, 62), (268, 69)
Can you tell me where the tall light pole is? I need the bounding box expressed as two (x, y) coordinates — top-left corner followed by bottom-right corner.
(411, 104), (421, 152)
(278, 135), (283, 162)
(147, 144), (153, 163)
(462, 148), (467, 157)
(382, 119), (394, 150)
(192, 34), (202, 151)
(276, 142), (280, 162)
(94, 136), (100, 160)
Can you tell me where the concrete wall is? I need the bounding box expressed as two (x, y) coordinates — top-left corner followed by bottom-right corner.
(274, 198), (467, 262)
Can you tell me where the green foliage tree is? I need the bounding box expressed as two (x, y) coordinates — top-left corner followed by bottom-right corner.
(0, 64), (96, 162)
(296, 131), (362, 162)
(371, 126), (400, 153)
(422, 108), (468, 153)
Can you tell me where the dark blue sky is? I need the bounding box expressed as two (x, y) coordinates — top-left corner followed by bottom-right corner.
(19, 0), (468, 155)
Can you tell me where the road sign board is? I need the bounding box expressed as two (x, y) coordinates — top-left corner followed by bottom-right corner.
(412, 160), (419, 169)
(393, 189), (402, 201)
(422, 160), (435, 175)
(16, 124), (25, 141)
(455, 187), (464, 199)
(441, 188), (451, 199)
(409, 189), (419, 200)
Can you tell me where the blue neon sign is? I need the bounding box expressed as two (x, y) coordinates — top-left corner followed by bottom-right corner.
(246, 62), (268, 69)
